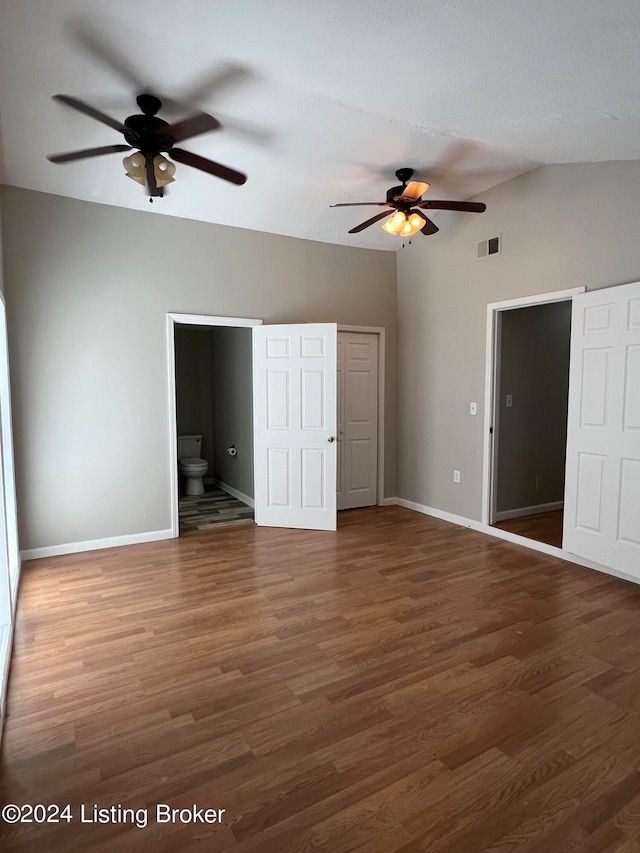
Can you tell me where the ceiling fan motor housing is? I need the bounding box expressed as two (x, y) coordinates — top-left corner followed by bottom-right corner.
(123, 113), (172, 154)
(386, 185), (408, 204)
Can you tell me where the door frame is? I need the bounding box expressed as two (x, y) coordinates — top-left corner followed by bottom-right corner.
(167, 313), (263, 538)
(338, 325), (386, 506)
(0, 290), (20, 739)
(481, 288), (584, 527)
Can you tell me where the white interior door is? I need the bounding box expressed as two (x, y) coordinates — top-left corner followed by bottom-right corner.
(253, 324), (337, 530)
(563, 281), (640, 576)
(337, 332), (378, 510)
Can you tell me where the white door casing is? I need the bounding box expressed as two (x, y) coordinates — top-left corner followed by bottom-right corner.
(253, 323), (337, 530)
(482, 287), (585, 527)
(563, 281), (640, 576)
(337, 332), (378, 510)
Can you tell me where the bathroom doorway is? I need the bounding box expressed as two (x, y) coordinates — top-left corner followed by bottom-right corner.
(167, 313), (262, 537)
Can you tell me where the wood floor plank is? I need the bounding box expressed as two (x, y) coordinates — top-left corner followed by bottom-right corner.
(2, 506), (640, 851)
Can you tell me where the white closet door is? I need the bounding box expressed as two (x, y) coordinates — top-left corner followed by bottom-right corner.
(563, 281), (640, 576)
(337, 332), (378, 510)
(253, 324), (337, 530)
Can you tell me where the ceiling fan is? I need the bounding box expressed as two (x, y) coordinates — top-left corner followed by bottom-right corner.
(330, 167), (486, 238)
(47, 93), (247, 200)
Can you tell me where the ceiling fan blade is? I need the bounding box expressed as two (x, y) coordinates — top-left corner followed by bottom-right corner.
(348, 211), (393, 234)
(330, 202), (389, 208)
(420, 215), (439, 236)
(170, 148), (246, 185)
(419, 200), (486, 213)
(158, 113), (220, 144)
(53, 94), (127, 133)
(396, 181), (429, 202)
(48, 144), (132, 163)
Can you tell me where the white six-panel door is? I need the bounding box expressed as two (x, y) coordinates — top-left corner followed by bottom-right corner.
(563, 281), (640, 576)
(337, 332), (378, 510)
(253, 324), (337, 530)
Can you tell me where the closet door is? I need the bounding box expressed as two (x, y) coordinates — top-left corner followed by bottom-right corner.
(337, 332), (378, 510)
(563, 281), (640, 576)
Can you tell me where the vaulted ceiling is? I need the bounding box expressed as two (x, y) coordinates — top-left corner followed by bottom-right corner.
(1, 0), (639, 250)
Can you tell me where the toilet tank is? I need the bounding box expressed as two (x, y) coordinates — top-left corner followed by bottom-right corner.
(178, 434), (202, 461)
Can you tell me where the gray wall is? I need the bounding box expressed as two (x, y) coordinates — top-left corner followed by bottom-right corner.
(211, 326), (254, 499)
(496, 301), (571, 513)
(397, 160), (640, 521)
(1, 186), (397, 551)
(175, 325), (214, 474)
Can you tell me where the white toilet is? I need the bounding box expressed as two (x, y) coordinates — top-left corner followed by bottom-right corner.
(178, 434), (208, 496)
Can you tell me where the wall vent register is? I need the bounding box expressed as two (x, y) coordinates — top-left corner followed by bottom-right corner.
(477, 235), (501, 260)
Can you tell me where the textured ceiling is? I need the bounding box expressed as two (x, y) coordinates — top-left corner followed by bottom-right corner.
(1, 0), (639, 250)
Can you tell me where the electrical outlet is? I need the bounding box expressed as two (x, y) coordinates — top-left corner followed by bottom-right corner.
(470, 402), (477, 416)
(506, 394), (513, 408)
(454, 470), (461, 483)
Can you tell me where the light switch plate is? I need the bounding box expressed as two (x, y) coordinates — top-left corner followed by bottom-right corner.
(470, 402), (477, 415)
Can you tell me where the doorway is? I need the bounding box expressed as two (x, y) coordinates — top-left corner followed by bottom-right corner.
(174, 323), (255, 533)
(482, 288), (585, 548)
(167, 313), (262, 538)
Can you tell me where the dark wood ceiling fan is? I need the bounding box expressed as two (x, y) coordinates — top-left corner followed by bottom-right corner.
(331, 167), (485, 237)
(47, 92), (247, 200)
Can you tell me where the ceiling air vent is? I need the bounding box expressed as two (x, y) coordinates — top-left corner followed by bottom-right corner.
(476, 235), (501, 260)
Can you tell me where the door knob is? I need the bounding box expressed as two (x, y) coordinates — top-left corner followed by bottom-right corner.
(327, 435), (336, 443)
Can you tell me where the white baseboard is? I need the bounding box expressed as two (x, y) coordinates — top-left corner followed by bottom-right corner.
(392, 497), (483, 531)
(386, 497), (640, 587)
(212, 479), (255, 509)
(494, 501), (564, 522)
(380, 497), (397, 507)
(20, 528), (174, 562)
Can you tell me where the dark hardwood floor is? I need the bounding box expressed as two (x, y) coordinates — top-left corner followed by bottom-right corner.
(2, 506), (640, 851)
(494, 509), (564, 548)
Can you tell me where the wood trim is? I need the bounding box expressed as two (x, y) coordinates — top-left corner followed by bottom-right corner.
(167, 313), (263, 328)
(20, 528), (174, 561)
(481, 286), (586, 527)
(494, 500), (564, 521)
(211, 479), (255, 509)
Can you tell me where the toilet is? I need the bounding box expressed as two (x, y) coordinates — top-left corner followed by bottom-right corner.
(178, 434), (208, 496)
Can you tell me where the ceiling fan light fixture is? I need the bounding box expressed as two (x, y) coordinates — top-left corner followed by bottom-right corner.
(400, 211), (427, 236)
(123, 151), (146, 185)
(382, 210), (425, 237)
(153, 154), (176, 187)
(382, 210), (407, 234)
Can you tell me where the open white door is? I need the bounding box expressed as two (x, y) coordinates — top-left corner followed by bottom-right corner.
(253, 324), (337, 530)
(563, 281), (640, 576)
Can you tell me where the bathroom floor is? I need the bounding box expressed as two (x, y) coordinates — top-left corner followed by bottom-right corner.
(179, 486), (254, 534)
